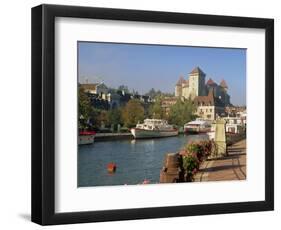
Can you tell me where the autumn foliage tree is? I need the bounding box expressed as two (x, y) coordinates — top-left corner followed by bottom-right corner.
(122, 99), (145, 128)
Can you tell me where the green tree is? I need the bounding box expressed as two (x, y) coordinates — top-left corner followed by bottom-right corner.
(108, 108), (122, 125)
(118, 85), (129, 93)
(145, 88), (157, 98)
(148, 95), (165, 119)
(146, 88), (170, 99)
(78, 87), (91, 119)
(97, 110), (110, 128)
(122, 99), (144, 128)
(78, 87), (97, 129)
(168, 99), (197, 126)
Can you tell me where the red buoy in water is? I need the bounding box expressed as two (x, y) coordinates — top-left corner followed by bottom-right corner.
(107, 162), (116, 173)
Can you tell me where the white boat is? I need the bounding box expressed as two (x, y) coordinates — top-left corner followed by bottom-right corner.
(130, 119), (178, 139)
(207, 131), (215, 140)
(184, 120), (212, 134)
(78, 131), (96, 145)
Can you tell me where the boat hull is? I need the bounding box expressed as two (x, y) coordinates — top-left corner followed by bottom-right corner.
(206, 131), (215, 140)
(131, 128), (178, 139)
(78, 135), (95, 145)
(184, 127), (211, 134)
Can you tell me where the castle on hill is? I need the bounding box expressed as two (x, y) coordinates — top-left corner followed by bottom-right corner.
(175, 66), (231, 106)
(174, 67), (231, 120)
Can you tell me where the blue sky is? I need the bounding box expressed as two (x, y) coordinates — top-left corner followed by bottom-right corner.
(78, 42), (246, 106)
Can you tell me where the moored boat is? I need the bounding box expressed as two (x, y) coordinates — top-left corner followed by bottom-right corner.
(130, 119), (178, 139)
(78, 131), (96, 145)
(184, 120), (212, 134)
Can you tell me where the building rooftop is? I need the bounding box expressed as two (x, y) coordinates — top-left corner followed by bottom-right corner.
(193, 89), (224, 107)
(182, 79), (189, 87)
(80, 83), (99, 91)
(189, 66), (206, 75)
(220, 79), (228, 88)
(206, 78), (217, 86)
(176, 76), (186, 86)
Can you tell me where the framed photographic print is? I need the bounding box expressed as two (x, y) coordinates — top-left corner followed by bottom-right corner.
(31, 4), (274, 225)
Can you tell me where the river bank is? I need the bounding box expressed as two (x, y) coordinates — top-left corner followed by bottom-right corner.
(95, 132), (133, 142)
(94, 131), (245, 144)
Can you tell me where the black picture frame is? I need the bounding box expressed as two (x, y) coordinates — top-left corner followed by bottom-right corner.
(31, 4), (274, 225)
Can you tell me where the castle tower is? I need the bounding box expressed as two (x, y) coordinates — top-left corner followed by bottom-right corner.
(220, 79), (230, 105)
(206, 78), (219, 97)
(175, 76), (185, 97)
(181, 79), (190, 98)
(188, 67), (206, 100)
(220, 79), (228, 92)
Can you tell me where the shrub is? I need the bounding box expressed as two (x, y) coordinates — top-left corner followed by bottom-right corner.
(180, 140), (214, 182)
(182, 154), (199, 182)
(120, 127), (129, 133)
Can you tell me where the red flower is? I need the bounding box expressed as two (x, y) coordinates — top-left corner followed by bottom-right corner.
(179, 149), (188, 156)
(142, 179), (150, 184)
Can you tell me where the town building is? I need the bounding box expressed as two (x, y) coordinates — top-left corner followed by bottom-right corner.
(193, 89), (225, 120)
(80, 82), (153, 110)
(80, 82), (111, 109)
(106, 92), (121, 109)
(161, 97), (179, 115)
(225, 106), (246, 117)
(222, 114), (246, 134)
(81, 82), (108, 96)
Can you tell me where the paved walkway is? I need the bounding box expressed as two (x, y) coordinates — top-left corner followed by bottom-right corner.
(194, 139), (246, 182)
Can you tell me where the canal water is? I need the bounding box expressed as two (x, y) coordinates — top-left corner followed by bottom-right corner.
(78, 134), (209, 187)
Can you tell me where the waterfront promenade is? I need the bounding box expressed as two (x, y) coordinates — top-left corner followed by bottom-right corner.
(194, 139), (246, 182)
